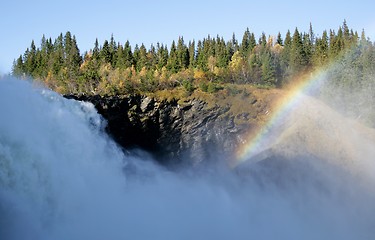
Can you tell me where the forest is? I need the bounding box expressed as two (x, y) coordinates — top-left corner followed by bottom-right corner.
(12, 21), (375, 101)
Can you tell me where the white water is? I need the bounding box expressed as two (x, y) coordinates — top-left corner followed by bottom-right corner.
(1, 78), (375, 240)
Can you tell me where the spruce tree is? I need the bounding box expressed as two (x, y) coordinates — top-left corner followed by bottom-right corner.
(313, 30), (329, 67)
(276, 32), (283, 46)
(167, 41), (178, 73)
(136, 44), (148, 71)
(93, 38), (100, 60)
(240, 28), (251, 57)
(280, 30), (292, 77)
(156, 43), (168, 70)
(290, 28), (306, 73)
(176, 36), (189, 69)
(12, 55), (24, 77)
(261, 51), (276, 86)
(100, 40), (112, 64)
(196, 40), (208, 71)
(123, 40), (134, 68)
(188, 40), (196, 68)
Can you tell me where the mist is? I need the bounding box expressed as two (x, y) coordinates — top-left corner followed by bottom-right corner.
(0, 78), (375, 240)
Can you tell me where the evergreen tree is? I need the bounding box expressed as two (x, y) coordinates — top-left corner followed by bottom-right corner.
(167, 41), (178, 72)
(259, 32), (267, 47)
(216, 37), (229, 68)
(309, 23), (315, 45)
(133, 44), (140, 70)
(280, 30), (292, 78)
(249, 33), (256, 51)
(313, 30), (329, 67)
(123, 40), (134, 68)
(226, 37), (236, 64)
(302, 33), (313, 67)
(100, 40), (112, 64)
(290, 28), (307, 73)
(276, 32), (283, 46)
(24, 40), (37, 76)
(188, 40), (196, 68)
(148, 44), (157, 69)
(176, 36), (189, 69)
(261, 51), (276, 85)
(231, 32), (239, 52)
(109, 34), (118, 67)
(196, 40), (208, 71)
(136, 44), (148, 71)
(66, 33), (82, 80)
(240, 28), (251, 57)
(12, 55), (24, 77)
(93, 38), (100, 60)
(50, 34), (64, 76)
(248, 52), (261, 83)
(115, 44), (126, 69)
(156, 43), (168, 70)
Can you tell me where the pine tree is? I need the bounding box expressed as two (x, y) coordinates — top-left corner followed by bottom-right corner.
(24, 40), (37, 76)
(64, 33), (82, 80)
(261, 51), (276, 86)
(167, 41), (178, 72)
(196, 40), (208, 71)
(109, 34), (118, 67)
(249, 33), (256, 51)
(123, 40), (134, 68)
(259, 32), (267, 47)
(231, 33), (239, 52)
(290, 28), (307, 73)
(93, 38), (100, 60)
(302, 33), (313, 67)
(156, 43), (168, 70)
(248, 53), (261, 84)
(115, 44), (126, 69)
(216, 36), (229, 68)
(342, 19), (351, 48)
(276, 32), (283, 46)
(12, 55), (24, 77)
(133, 44), (140, 70)
(280, 30), (292, 77)
(313, 30), (329, 67)
(240, 28), (251, 57)
(100, 40), (112, 64)
(136, 44), (148, 71)
(51, 33), (64, 75)
(148, 44), (157, 70)
(176, 36), (189, 69)
(309, 23), (315, 45)
(188, 40), (196, 68)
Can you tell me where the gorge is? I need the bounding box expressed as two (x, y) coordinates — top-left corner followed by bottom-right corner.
(1, 78), (375, 240)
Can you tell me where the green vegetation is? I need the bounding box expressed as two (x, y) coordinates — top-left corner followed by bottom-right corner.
(12, 21), (375, 102)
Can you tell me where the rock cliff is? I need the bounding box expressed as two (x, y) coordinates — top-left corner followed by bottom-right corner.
(68, 94), (259, 166)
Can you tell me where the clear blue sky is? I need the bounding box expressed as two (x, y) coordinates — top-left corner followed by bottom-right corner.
(1, 0), (375, 74)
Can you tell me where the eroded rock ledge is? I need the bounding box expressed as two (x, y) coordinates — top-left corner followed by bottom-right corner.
(67, 94), (255, 166)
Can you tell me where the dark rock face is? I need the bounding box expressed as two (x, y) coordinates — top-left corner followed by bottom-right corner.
(67, 95), (251, 166)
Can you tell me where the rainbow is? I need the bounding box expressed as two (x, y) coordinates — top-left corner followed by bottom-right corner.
(233, 25), (375, 167)
(234, 68), (330, 167)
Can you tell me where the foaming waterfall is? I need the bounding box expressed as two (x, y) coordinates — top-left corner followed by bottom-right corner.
(1, 78), (375, 240)
(0, 78), (128, 239)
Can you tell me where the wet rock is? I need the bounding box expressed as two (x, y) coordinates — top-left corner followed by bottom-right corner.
(67, 94), (251, 166)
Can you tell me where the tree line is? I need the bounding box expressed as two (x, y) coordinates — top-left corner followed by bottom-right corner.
(12, 20), (375, 97)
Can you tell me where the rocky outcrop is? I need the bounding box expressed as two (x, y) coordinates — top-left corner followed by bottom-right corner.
(68, 94), (252, 166)
(67, 90), (375, 180)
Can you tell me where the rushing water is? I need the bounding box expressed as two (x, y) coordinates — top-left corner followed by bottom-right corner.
(0, 78), (375, 240)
